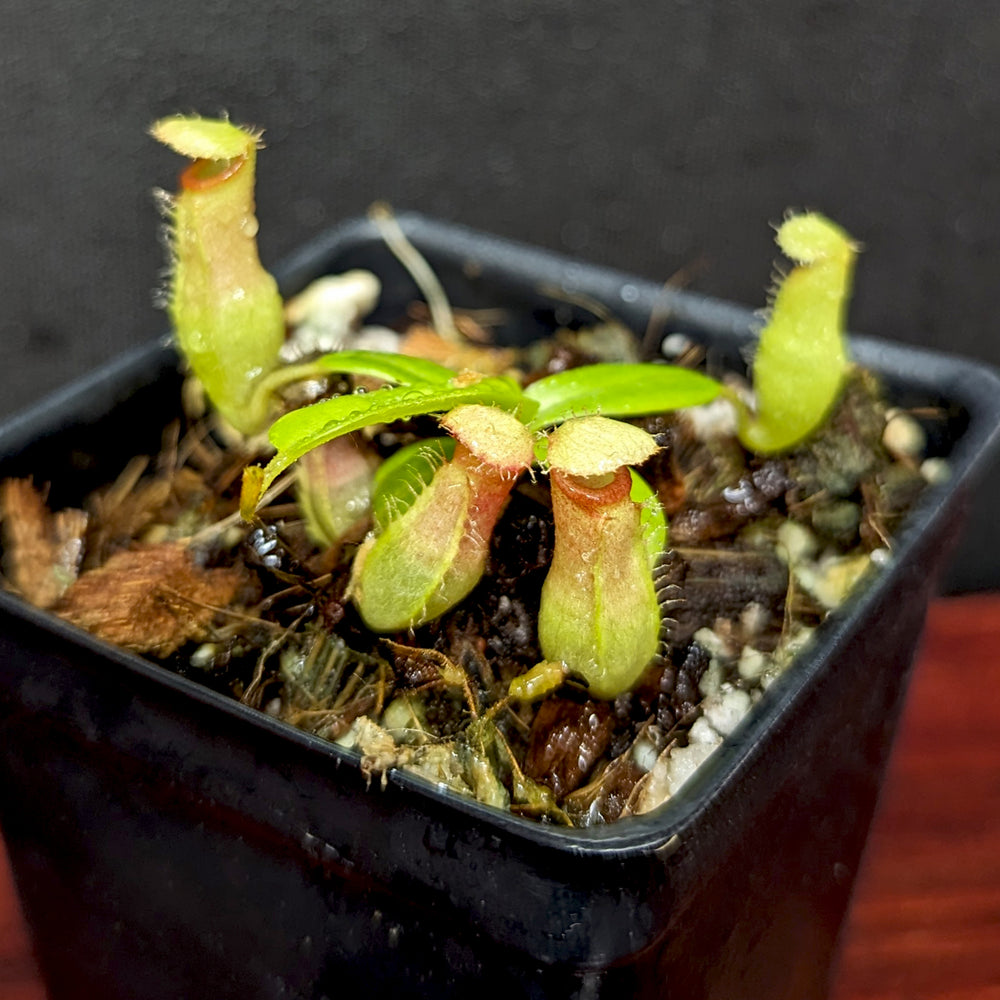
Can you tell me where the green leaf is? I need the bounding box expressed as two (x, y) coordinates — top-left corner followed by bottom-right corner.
(311, 350), (457, 385)
(269, 377), (524, 454)
(248, 350), (460, 429)
(245, 375), (525, 511)
(371, 437), (455, 532)
(524, 363), (721, 430)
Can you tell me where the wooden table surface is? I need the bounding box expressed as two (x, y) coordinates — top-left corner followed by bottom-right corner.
(2, 594), (999, 999)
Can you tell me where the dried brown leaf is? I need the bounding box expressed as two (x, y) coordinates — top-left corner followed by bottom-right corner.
(1, 478), (88, 609)
(59, 542), (246, 656)
(523, 697), (615, 798)
(400, 324), (518, 376)
(383, 639), (466, 688)
(85, 458), (173, 565)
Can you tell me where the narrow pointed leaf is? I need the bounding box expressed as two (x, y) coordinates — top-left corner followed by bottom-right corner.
(524, 363), (720, 430)
(311, 350), (457, 385)
(244, 376), (525, 512)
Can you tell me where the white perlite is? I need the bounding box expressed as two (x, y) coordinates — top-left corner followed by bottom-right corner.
(281, 270), (388, 360)
(702, 686), (753, 737)
(633, 684), (752, 815)
(631, 611), (820, 816)
(633, 732), (723, 815)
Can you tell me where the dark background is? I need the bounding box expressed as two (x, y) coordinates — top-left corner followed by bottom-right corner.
(2, 1), (998, 589)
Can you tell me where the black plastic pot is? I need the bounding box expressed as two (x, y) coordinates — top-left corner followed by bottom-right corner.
(2, 215), (998, 1000)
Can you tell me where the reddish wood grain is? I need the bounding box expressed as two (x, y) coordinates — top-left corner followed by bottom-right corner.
(2, 595), (999, 1000)
(0, 842), (44, 1000)
(830, 595), (1000, 1000)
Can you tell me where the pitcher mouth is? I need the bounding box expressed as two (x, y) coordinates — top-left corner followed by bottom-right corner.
(550, 465), (632, 510)
(180, 153), (247, 192)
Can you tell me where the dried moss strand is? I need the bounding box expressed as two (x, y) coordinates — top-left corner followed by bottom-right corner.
(368, 201), (462, 345)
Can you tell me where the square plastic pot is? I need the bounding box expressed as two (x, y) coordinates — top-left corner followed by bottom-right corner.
(2, 215), (999, 1000)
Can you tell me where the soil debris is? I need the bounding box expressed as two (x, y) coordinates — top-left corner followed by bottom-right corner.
(0, 478), (88, 609)
(0, 306), (942, 826)
(59, 542), (247, 655)
(400, 325), (518, 376)
(524, 697), (616, 797)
